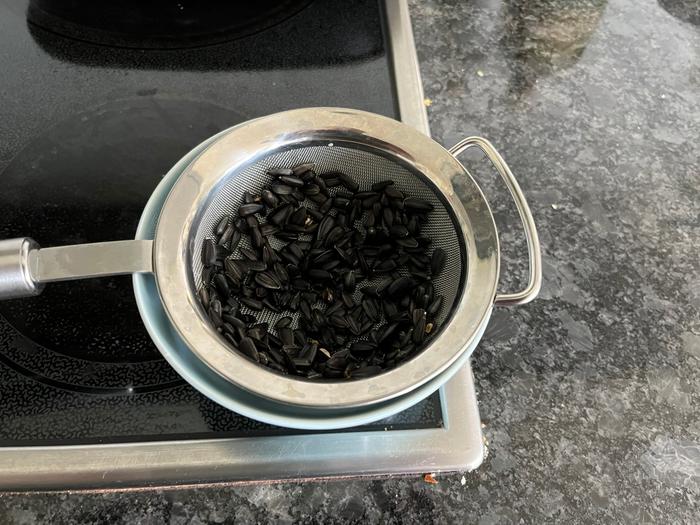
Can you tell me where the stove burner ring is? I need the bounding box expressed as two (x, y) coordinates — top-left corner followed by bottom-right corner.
(27, 0), (313, 49)
(0, 96), (247, 394)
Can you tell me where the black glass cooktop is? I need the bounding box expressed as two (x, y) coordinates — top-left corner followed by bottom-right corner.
(0, 0), (443, 445)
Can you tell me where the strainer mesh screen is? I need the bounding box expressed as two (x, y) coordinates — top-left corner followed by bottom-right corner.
(191, 143), (464, 333)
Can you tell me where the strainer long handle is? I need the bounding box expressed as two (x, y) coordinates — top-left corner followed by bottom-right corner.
(448, 137), (542, 306)
(0, 238), (153, 299)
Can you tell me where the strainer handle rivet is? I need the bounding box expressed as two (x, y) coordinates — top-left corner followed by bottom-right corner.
(448, 137), (542, 307)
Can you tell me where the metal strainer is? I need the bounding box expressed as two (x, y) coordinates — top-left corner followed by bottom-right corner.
(0, 108), (541, 412)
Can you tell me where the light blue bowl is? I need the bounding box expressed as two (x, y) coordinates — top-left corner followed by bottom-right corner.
(132, 129), (483, 430)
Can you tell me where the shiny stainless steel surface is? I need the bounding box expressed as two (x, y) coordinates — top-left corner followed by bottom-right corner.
(0, 0), (486, 489)
(154, 107), (500, 410)
(385, 0), (429, 133)
(449, 137), (542, 306)
(0, 238), (43, 299)
(29, 240), (153, 282)
(0, 239), (153, 299)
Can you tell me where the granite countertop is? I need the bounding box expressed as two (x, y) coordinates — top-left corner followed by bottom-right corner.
(2, 0), (698, 522)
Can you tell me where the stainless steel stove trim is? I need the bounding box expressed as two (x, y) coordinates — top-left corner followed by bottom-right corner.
(385, 0), (430, 134)
(0, 366), (482, 491)
(0, 0), (484, 490)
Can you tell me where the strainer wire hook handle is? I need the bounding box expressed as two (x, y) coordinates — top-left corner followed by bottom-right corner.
(448, 137), (542, 307)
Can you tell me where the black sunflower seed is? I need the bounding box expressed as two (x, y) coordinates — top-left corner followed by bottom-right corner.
(286, 242), (304, 260)
(224, 315), (246, 332)
(318, 197), (333, 214)
(431, 248), (446, 276)
(333, 197), (351, 210)
(199, 287), (210, 306)
(292, 163), (315, 176)
(291, 188), (305, 202)
(247, 324), (267, 341)
(385, 185), (404, 200)
(383, 300), (398, 321)
(224, 333), (239, 349)
(304, 184), (321, 196)
(238, 247), (255, 261)
(374, 259), (397, 273)
(343, 271), (356, 291)
(229, 230), (242, 252)
(362, 195), (381, 209)
(278, 327), (294, 346)
(271, 182), (294, 195)
(427, 296), (443, 316)
(361, 297), (380, 322)
(350, 341), (376, 355)
(260, 224), (279, 237)
(278, 175), (304, 188)
(314, 175), (329, 194)
(289, 206), (307, 225)
(347, 316), (361, 335)
(261, 189), (279, 208)
(275, 316), (293, 330)
(389, 224), (409, 238)
(372, 180), (394, 191)
(349, 365), (382, 378)
(338, 173), (359, 192)
(404, 197), (434, 212)
(236, 217), (249, 233)
(239, 337), (260, 361)
(308, 269), (332, 281)
(412, 309), (427, 343)
(225, 259), (245, 281)
(387, 276), (415, 297)
(324, 226), (345, 246)
(262, 299), (280, 314)
(327, 351), (351, 372)
(202, 239), (216, 266)
(268, 167), (294, 177)
(209, 307), (223, 328)
(378, 322), (400, 344)
(218, 224), (235, 246)
(243, 191), (257, 204)
(396, 237), (419, 249)
(251, 227), (264, 249)
(214, 274), (229, 296)
(342, 291), (355, 308)
(240, 297), (263, 311)
(328, 314), (347, 329)
(300, 300), (312, 320)
(215, 216), (229, 236)
(239, 203), (263, 217)
(273, 262), (290, 283)
(255, 271), (282, 290)
(322, 259), (340, 271)
(382, 207), (394, 227)
(283, 223), (306, 234)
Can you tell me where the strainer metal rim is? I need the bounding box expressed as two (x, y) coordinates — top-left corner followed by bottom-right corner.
(153, 108), (499, 409)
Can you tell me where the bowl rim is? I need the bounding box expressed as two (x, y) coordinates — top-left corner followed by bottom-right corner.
(132, 126), (489, 429)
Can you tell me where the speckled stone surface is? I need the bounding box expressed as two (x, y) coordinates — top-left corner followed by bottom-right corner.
(1, 0), (698, 522)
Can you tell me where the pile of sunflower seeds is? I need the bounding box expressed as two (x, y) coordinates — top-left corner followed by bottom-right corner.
(199, 163), (446, 380)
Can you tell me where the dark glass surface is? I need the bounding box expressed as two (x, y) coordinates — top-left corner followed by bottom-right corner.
(0, 0), (443, 445)
(27, 0), (314, 49)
